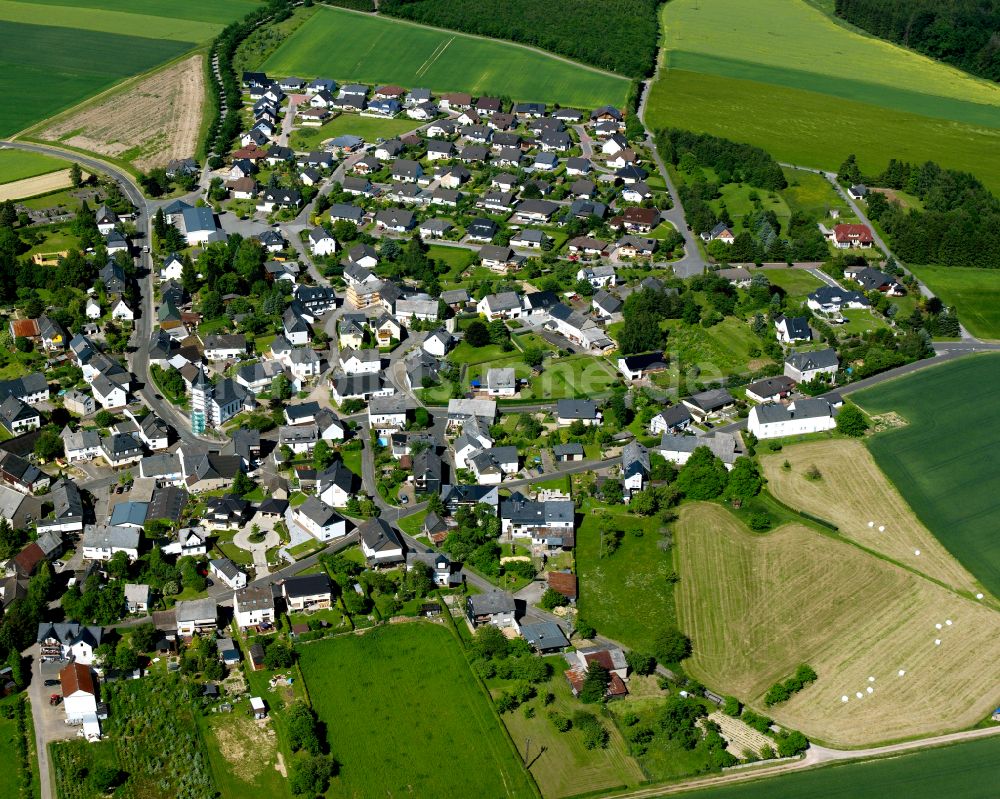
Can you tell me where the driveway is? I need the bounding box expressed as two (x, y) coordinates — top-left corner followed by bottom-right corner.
(233, 523), (280, 574)
(27, 651), (80, 799)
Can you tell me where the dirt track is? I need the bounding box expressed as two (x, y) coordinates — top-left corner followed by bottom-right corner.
(40, 55), (204, 170)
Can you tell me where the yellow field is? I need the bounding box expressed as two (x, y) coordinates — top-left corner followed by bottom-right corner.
(675, 504), (1000, 746)
(760, 439), (981, 595)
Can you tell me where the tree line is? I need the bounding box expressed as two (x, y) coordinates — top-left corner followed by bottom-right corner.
(839, 154), (1000, 268)
(380, 0), (662, 79)
(834, 0), (1000, 82)
(657, 129), (788, 191)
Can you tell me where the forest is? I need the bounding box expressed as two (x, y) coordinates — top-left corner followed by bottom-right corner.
(834, 0), (1000, 82)
(379, 0), (661, 78)
(839, 154), (1000, 268)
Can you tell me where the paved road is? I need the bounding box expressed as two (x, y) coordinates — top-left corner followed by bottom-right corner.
(0, 139), (213, 445)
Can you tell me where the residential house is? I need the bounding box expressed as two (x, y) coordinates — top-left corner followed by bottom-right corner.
(748, 399), (837, 439)
(476, 291), (522, 320)
(466, 590), (516, 628)
(485, 367), (516, 397)
(293, 496), (346, 541)
(622, 442), (649, 495)
(784, 348), (839, 383)
(658, 432), (739, 470)
(649, 404), (693, 435)
(0, 450), (50, 494)
(60, 663), (98, 723)
(309, 227), (337, 257)
(233, 586), (275, 629)
(745, 375), (796, 403)
(500, 492), (575, 549)
(124, 584), (151, 614)
(422, 328), (454, 358)
(37, 622), (104, 665)
(358, 518), (404, 566)
(468, 446), (518, 484)
(317, 460), (353, 507)
(283, 574), (333, 612)
(81, 525), (140, 561)
(175, 598), (218, 636)
(833, 223), (874, 249)
(521, 622), (569, 653)
(556, 399), (601, 427)
(681, 388), (736, 423)
(774, 315), (812, 344)
(0, 396), (40, 435)
(807, 286), (870, 314)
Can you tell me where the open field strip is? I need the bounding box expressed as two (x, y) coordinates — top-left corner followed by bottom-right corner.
(675, 503), (1000, 747)
(852, 353), (1000, 597)
(297, 623), (537, 799)
(908, 266), (1000, 340)
(760, 439), (980, 594)
(677, 734), (1000, 799)
(9, 0), (260, 23)
(260, 6), (628, 108)
(0, 169), (78, 201)
(0, 147), (67, 182)
(647, 0), (1000, 191)
(0, 0), (222, 40)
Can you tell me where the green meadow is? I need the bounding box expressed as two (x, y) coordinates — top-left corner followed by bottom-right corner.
(647, 0), (1000, 191)
(0, 148), (68, 183)
(910, 265), (1000, 340)
(261, 6), (628, 108)
(853, 354), (1000, 597)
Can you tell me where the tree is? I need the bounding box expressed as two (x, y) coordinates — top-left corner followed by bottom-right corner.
(286, 702), (322, 755)
(578, 662), (610, 703)
(575, 618), (596, 639)
(263, 641), (295, 669)
(539, 588), (569, 611)
(836, 403), (869, 437)
(232, 470), (254, 497)
(658, 694), (706, 749)
(313, 439), (334, 470)
(724, 457), (762, 502)
(675, 446), (728, 500)
(289, 753), (336, 796)
(88, 764), (121, 793)
(69, 163), (83, 188)
(654, 627), (692, 663)
(106, 550), (130, 580)
(465, 320), (490, 347)
(113, 641), (138, 673)
(131, 623), (158, 653)
(472, 624), (510, 660)
(95, 409), (116, 428)
(33, 429), (63, 462)
(625, 650), (656, 675)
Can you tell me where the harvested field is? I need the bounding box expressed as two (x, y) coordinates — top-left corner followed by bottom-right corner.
(760, 439), (979, 594)
(675, 503), (1000, 746)
(40, 55), (204, 170)
(0, 169), (81, 201)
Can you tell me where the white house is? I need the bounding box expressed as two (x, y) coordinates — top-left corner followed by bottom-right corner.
(368, 394), (408, 432)
(60, 663), (98, 723)
(784, 348), (839, 384)
(466, 590), (516, 628)
(110, 299), (134, 322)
(309, 227), (337, 257)
(90, 374), (127, 410)
(174, 598), (218, 636)
(747, 399), (836, 440)
(774, 315), (812, 344)
(293, 496), (347, 541)
(233, 586), (275, 629)
(210, 557), (247, 590)
(82, 525), (140, 561)
(422, 328), (454, 357)
(358, 518), (404, 566)
(621, 442), (649, 495)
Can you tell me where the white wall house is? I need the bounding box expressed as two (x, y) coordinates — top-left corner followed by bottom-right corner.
(747, 399), (836, 440)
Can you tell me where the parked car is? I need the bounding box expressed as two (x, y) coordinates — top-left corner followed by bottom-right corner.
(44, 679), (60, 687)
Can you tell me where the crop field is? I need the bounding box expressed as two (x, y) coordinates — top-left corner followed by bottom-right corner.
(0, 0), (257, 137)
(576, 503), (676, 653)
(261, 6), (628, 109)
(297, 624), (536, 799)
(677, 735), (1000, 799)
(760, 439), (979, 593)
(39, 54), (205, 170)
(0, 148), (67, 183)
(647, 0), (1000, 192)
(909, 266), (1000, 340)
(852, 354), (1000, 597)
(675, 503), (1000, 746)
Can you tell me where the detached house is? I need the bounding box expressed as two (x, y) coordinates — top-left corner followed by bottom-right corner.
(359, 518), (404, 566)
(466, 590), (516, 628)
(748, 399), (837, 440)
(784, 348), (839, 383)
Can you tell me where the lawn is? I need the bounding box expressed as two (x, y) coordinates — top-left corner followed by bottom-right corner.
(760, 268), (825, 303)
(490, 657), (645, 798)
(0, 22), (193, 136)
(675, 503), (1000, 747)
(260, 6), (628, 109)
(576, 502), (676, 653)
(0, 696), (36, 799)
(663, 315), (771, 377)
(0, 148), (68, 183)
(200, 699), (292, 799)
(759, 439), (978, 594)
(852, 354), (1000, 597)
(710, 183), (790, 231)
(297, 624), (537, 798)
(780, 167), (851, 220)
(909, 265), (1000, 340)
(289, 113), (419, 150)
(677, 735), (1000, 799)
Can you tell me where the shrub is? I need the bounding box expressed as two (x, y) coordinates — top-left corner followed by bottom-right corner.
(653, 627), (692, 663)
(548, 711), (572, 732)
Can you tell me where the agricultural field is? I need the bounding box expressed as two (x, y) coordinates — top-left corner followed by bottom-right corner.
(260, 6), (628, 109)
(297, 624), (536, 799)
(675, 503), (1000, 746)
(909, 266), (1000, 340)
(647, 0), (1000, 192)
(678, 734), (1000, 799)
(576, 502), (676, 654)
(37, 54), (205, 170)
(289, 113), (418, 151)
(0, 0), (258, 137)
(760, 439), (979, 593)
(0, 148), (67, 183)
(852, 354), (1000, 597)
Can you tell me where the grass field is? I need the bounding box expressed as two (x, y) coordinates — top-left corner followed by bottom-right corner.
(0, 148), (68, 183)
(780, 167), (852, 220)
(647, 0), (1000, 192)
(297, 624), (537, 798)
(678, 735), (1000, 798)
(289, 113), (419, 150)
(492, 657), (645, 797)
(852, 354), (1000, 598)
(675, 503), (1000, 746)
(760, 268), (825, 303)
(0, 696), (36, 799)
(0, 0), (257, 137)
(909, 266), (1000, 340)
(201, 701), (291, 799)
(663, 315), (771, 377)
(261, 6), (628, 109)
(760, 439), (979, 593)
(576, 502), (676, 653)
